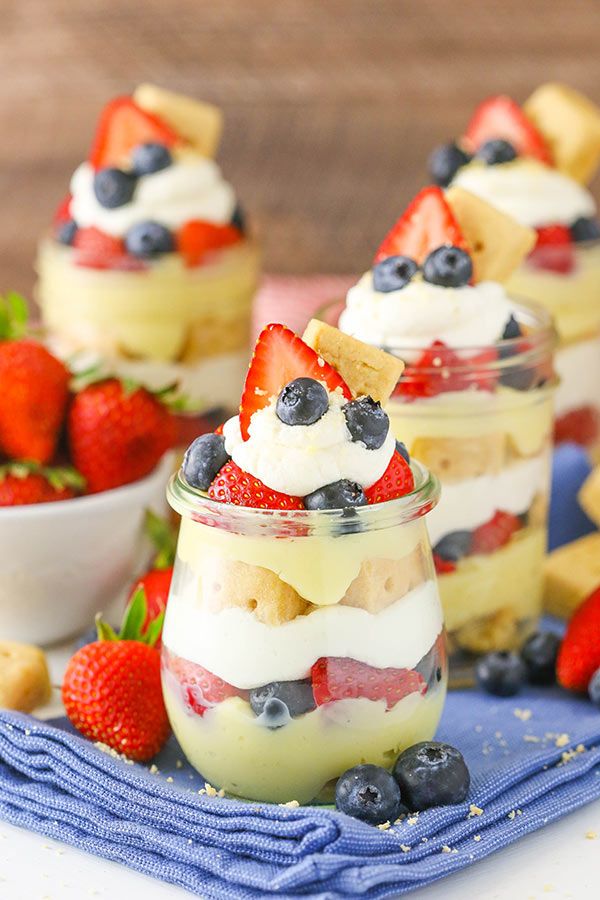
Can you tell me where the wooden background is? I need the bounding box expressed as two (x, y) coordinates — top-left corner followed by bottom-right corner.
(2, 0), (600, 296)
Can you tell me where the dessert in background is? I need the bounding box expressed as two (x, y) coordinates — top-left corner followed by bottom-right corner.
(37, 84), (260, 426)
(429, 84), (600, 451)
(162, 322), (446, 804)
(335, 185), (556, 657)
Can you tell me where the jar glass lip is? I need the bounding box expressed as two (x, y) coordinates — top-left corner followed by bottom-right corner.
(167, 459), (440, 535)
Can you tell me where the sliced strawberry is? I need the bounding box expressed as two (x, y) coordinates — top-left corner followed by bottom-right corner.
(208, 460), (304, 510)
(433, 554), (457, 575)
(89, 96), (181, 169)
(177, 221), (242, 267)
(394, 341), (497, 400)
(164, 649), (241, 716)
(471, 510), (521, 555)
(374, 186), (470, 265)
(239, 324), (351, 441)
(311, 657), (426, 710)
(555, 405), (600, 447)
(463, 95), (552, 164)
(364, 451), (414, 504)
(72, 227), (146, 271)
(557, 587), (600, 692)
(529, 224), (575, 275)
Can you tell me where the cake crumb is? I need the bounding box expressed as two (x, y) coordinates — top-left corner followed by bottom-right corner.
(176, 759), (183, 769)
(94, 741), (134, 764)
(149, 764), (160, 775)
(586, 830), (598, 840)
(524, 734), (540, 743)
(204, 782), (218, 797)
(468, 804), (484, 817)
(400, 844), (411, 852)
(407, 815), (419, 826)
(474, 725), (483, 733)
(441, 845), (452, 853)
(279, 800), (300, 809)
(473, 834), (482, 842)
(555, 733), (570, 748)
(508, 810), (516, 820)
(166, 776), (174, 783)
(576, 744), (586, 753)
(514, 708), (532, 722)
(378, 821), (391, 831)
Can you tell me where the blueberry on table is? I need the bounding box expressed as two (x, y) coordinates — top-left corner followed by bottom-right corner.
(335, 764), (403, 825)
(422, 245), (473, 288)
(131, 142), (173, 176)
(475, 651), (526, 697)
(93, 167), (137, 208)
(476, 139), (517, 166)
(588, 668), (600, 707)
(343, 396), (390, 450)
(392, 742), (470, 810)
(570, 216), (600, 243)
(428, 142), (471, 187)
(304, 479), (368, 510)
(182, 433), (230, 491)
(56, 219), (78, 246)
(433, 531), (473, 563)
(521, 631), (560, 685)
(125, 221), (175, 259)
(373, 255), (419, 293)
(395, 440), (410, 464)
(276, 377), (329, 426)
(249, 680), (315, 718)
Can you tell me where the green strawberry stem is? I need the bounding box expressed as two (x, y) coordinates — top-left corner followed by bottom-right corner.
(70, 368), (190, 412)
(144, 509), (177, 569)
(0, 460), (86, 492)
(95, 588), (164, 648)
(0, 292), (29, 341)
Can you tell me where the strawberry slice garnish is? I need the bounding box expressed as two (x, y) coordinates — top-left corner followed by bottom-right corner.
(208, 460), (304, 510)
(88, 96), (181, 170)
(433, 554), (457, 575)
(471, 510), (521, 555)
(557, 587), (600, 692)
(239, 324), (351, 441)
(163, 649), (241, 717)
(176, 220), (242, 267)
(463, 95), (552, 164)
(394, 341), (498, 400)
(555, 405), (600, 447)
(529, 224), (575, 275)
(364, 451), (414, 504)
(374, 186), (470, 265)
(72, 227), (146, 271)
(311, 657), (426, 709)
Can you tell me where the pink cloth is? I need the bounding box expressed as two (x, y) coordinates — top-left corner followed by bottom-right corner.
(252, 274), (356, 339)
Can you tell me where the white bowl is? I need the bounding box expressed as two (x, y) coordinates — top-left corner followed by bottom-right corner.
(0, 454), (174, 646)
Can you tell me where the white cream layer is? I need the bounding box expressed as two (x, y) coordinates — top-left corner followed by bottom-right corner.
(554, 335), (600, 417)
(340, 275), (517, 350)
(162, 579), (442, 688)
(426, 453), (548, 545)
(223, 391), (395, 497)
(70, 158), (236, 237)
(452, 159), (596, 228)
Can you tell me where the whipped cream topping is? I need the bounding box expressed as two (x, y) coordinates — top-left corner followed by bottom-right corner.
(340, 274), (518, 350)
(223, 390), (395, 497)
(452, 159), (596, 228)
(70, 158), (236, 237)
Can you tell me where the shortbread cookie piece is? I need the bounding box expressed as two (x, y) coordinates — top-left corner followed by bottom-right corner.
(524, 83), (600, 183)
(544, 532), (600, 619)
(410, 433), (507, 482)
(202, 558), (311, 625)
(578, 465), (600, 527)
(302, 319), (404, 403)
(445, 187), (536, 283)
(0, 642), (52, 712)
(134, 84), (223, 159)
(340, 546), (427, 614)
(452, 607), (531, 654)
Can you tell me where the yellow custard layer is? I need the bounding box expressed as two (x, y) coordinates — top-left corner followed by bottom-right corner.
(36, 237), (260, 362)
(163, 687), (446, 804)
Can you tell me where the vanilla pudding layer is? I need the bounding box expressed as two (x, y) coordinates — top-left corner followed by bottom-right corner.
(554, 335), (600, 417)
(36, 237), (260, 363)
(163, 684), (446, 804)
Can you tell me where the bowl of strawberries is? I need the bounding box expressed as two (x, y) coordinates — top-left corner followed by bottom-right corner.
(0, 293), (176, 645)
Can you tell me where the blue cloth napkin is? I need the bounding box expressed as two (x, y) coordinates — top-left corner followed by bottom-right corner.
(1, 687), (600, 899)
(549, 443), (596, 550)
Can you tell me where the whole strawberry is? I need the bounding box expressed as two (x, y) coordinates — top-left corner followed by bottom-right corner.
(68, 378), (176, 493)
(0, 293), (70, 463)
(557, 586), (600, 692)
(0, 462), (85, 507)
(125, 511), (177, 648)
(62, 592), (169, 761)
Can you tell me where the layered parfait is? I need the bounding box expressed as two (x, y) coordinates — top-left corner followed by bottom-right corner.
(37, 84), (260, 424)
(162, 322), (446, 804)
(337, 185), (556, 656)
(429, 84), (600, 451)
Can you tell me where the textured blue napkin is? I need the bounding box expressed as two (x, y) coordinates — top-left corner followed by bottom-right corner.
(1, 687), (600, 899)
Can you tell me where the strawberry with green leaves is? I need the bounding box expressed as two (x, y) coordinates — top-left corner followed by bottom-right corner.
(126, 510), (178, 648)
(0, 462), (85, 507)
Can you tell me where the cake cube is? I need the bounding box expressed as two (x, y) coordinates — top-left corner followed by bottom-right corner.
(202, 558), (311, 625)
(341, 546), (427, 614)
(134, 84), (223, 159)
(0, 642), (52, 712)
(578, 465), (600, 527)
(544, 532), (600, 619)
(410, 433), (507, 482)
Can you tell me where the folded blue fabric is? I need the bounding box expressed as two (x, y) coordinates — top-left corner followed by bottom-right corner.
(1, 688), (600, 899)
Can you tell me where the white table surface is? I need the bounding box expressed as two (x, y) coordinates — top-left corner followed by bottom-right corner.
(2, 646), (600, 900)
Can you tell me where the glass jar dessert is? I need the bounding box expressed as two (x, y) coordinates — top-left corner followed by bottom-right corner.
(161, 321), (447, 804)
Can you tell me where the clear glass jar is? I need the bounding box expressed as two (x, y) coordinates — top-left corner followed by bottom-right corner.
(508, 239), (600, 452)
(163, 461), (446, 805)
(319, 298), (557, 661)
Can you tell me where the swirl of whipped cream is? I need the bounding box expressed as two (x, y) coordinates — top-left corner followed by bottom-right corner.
(69, 158), (236, 237)
(223, 391), (396, 497)
(339, 273), (518, 349)
(452, 158), (596, 228)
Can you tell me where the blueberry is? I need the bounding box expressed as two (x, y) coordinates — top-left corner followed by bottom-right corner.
(304, 480), (368, 510)
(588, 668), (600, 707)
(131, 142), (172, 176)
(258, 698), (290, 729)
(392, 742), (470, 810)
(276, 377), (329, 427)
(428, 142), (472, 187)
(570, 216), (600, 243)
(433, 531), (472, 562)
(182, 433), (230, 491)
(396, 440), (410, 464)
(475, 651), (526, 697)
(231, 203), (246, 233)
(56, 219), (78, 246)
(415, 643), (443, 691)
(344, 396), (389, 450)
(93, 167), (137, 208)
(249, 680), (315, 719)
(501, 314), (523, 341)
(422, 245), (473, 288)
(372, 255), (419, 293)
(335, 764), (403, 825)
(125, 221), (175, 259)
(521, 631), (560, 685)
(476, 139), (517, 166)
